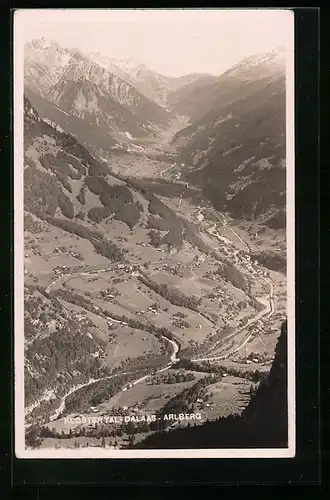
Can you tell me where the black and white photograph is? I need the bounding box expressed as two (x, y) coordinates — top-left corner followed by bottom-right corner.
(14, 8), (295, 458)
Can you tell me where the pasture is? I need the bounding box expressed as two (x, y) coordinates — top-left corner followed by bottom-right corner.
(56, 297), (162, 369)
(199, 375), (251, 419)
(98, 370), (207, 413)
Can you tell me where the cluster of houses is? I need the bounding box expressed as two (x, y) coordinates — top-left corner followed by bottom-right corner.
(72, 312), (91, 327)
(136, 241), (168, 253)
(136, 303), (159, 316)
(69, 250), (82, 259)
(245, 358), (260, 365)
(100, 288), (119, 300)
(53, 265), (71, 275)
(192, 254), (206, 266)
(146, 304), (159, 314)
(116, 263), (140, 277)
(136, 242), (152, 248)
(52, 246), (83, 260)
(216, 241), (271, 285)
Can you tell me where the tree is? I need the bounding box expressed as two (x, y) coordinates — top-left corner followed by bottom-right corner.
(129, 434), (135, 447)
(148, 230), (161, 248)
(76, 186), (86, 205)
(25, 425), (42, 449)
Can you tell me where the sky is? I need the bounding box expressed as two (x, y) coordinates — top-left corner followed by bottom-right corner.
(17, 9), (293, 77)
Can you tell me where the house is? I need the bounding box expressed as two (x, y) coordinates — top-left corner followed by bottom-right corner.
(252, 358), (259, 363)
(246, 359), (252, 364)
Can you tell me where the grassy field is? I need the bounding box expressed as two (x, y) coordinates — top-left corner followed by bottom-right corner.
(61, 269), (218, 348)
(24, 223), (108, 276)
(235, 333), (279, 358)
(109, 152), (171, 179)
(56, 298), (162, 370)
(98, 370), (207, 413)
(197, 375), (252, 419)
(234, 220), (286, 254)
(43, 370), (207, 437)
(150, 270), (202, 297)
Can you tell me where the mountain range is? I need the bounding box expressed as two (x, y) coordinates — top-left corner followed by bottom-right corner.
(24, 38), (287, 227)
(89, 51), (211, 108)
(25, 38), (177, 152)
(168, 47), (285, 122)
(23, 38), (288, 441)
(170, 47), (286, 225)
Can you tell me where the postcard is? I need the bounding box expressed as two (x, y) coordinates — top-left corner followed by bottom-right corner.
(14, 8), (295, 458)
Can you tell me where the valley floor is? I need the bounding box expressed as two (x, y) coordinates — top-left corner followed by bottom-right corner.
(24, 121), (287, 451)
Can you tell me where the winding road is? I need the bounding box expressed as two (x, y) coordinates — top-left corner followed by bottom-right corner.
(41, 336), (180, 426)
(31, 201), (276, 427)
(191, 216), (276, 362)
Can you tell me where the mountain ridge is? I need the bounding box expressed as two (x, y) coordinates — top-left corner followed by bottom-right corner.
(167, 48), (286, 226)
(89, 51), (214, 107)
(25, 39), (174, 149)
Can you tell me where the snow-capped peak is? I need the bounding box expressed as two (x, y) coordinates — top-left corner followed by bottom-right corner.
(222, 46), (286, 79)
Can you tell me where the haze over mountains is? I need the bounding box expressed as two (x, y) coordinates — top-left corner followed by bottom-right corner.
(171, 47), (286, 225)
(24, 38), (286, 227)
(89, 51), (212, 108)
(25, 38), (174, 151)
